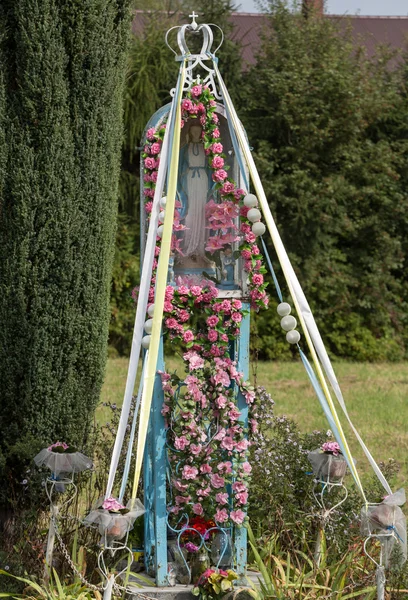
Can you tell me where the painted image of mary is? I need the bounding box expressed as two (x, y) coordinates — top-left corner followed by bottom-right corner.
(177, 123), (214, 262)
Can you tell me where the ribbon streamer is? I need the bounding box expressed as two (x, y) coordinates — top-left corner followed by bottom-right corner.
(131, 61), (187, 500)
(104, 99), (176, 500)
(214, 62), (368, 501)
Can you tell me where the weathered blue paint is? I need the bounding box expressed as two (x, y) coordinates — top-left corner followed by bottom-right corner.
(152, 339), (168, 586)
(234, 305), (250, 575)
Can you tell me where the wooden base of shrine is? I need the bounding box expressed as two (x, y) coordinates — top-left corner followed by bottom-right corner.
(127, 570), (261, 600)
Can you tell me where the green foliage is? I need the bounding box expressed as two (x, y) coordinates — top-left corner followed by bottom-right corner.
(0, 0), (131, 502)
(241, 1), (408, 361)
(109, 213), (139, 355)
(0, 567), (103, 599)
(247, 526), (377, 599)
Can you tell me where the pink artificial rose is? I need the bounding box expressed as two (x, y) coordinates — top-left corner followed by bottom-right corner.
(174, 436), (189, 450)
(220, 300), (232, 313)
(236, 439), (249, 452)
(214, 508), (229, 523)
(182, 465), (198, 480)
(215, 395), (228, 409)
(212, 113), (219, 124)
(212, 169), (228, 183)
(189, 354), (205, 370)
(178, 309), (190, 323)
(200, 463), (212, 473)
(190, 285), (202, 297)
(233, 300), (242, 310)
(241, 223), (251, 234)
(190, 444), (202, 455)
(236, 491), (249, 505)
(232, 481), (247, 493)
(181, 99), (193, 112)
(183, 330), (194, 343)
(173, 479), (188, 492)
(242, 462), (252, 474)
(143, 173), (151, 182)
(221, 182), (235, 195)
(206, 315), (219, 328)
(192, 502), (204, 515)
(231, 312), (242, 323)
(200, 463), (212, 474)
(216, 492), (229, 505)
(252, 273), (264, 286)
(150, 170), (158, 183)
(210, 473), (225, 488)
(211, 156), (225, 169)
(175, 495), (190, 505)
(165, 318), (178, 330)
(230, 510), (245, 525)
(150, 142), (161, 155)
(191, 84), (202, 97)
(208, 329), (218, 342)
(212, 142), (223, 154)
(196, 103), (205, 113)
(241, 249), (251, 260)
(144, 157), (156, 169)
(146, 127), (156, 141)
(221, 436), (234, 451)
(245, 232), (256, 244)
(212, 128), (220, 138)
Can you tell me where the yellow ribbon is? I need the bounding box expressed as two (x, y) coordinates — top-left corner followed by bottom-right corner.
(214, 65), (366, 503)
(131, 62), (186, 501)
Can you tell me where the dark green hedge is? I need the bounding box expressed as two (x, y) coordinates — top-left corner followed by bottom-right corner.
(0, 0), (131, 492)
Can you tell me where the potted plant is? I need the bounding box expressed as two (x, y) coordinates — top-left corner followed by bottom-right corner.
(308, 441), (347, 483)
(192, 568), (238, 600)
(84, 497), (145, 546)
(34, 441), (92, 491)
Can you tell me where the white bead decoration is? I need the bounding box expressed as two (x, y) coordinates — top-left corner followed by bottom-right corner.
(144, 319), (153, 334)
(141, 335), (151, 349)
(281, 315), (297, 331)
(147, 304), (155, 317)
(243, 194), (258, 208)
(286, 330), (301, 344)
(252, 222), (266, 237)
(157, 225), (164, 238)
(247, 208), (262, 223)
(160, 196), (167, 208)
(159, 210), (166, 223)
(277, 302), (291, 317)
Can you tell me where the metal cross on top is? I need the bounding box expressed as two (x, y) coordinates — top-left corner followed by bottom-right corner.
(189, 11), (199, 30)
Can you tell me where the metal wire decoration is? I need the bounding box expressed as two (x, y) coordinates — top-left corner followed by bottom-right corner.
(163, 381), (234, 584)
(166, 12), (224, 99)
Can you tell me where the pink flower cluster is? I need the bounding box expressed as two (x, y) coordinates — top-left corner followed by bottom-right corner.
(159, 281), (258, 526)
(48, 441), (69, 452)
(102, 497), (126, 512)
(321, 441), (342, 456)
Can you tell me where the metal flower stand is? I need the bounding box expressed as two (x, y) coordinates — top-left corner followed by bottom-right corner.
(308, 451), (349, 567)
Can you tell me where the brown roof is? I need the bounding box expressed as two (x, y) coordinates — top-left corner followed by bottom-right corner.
(132, 11), (408, 69)
(229, 13), (408, 67)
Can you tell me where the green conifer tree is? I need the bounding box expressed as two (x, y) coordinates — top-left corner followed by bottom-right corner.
(0, 0), (131, 491)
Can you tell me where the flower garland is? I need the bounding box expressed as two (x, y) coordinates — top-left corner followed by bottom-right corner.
(141, 83), (269, 311)
(138, 83), (270, 527)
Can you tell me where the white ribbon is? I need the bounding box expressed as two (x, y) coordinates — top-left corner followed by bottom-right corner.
(215, 63), (391, 498)
(104, 104), (174, 500)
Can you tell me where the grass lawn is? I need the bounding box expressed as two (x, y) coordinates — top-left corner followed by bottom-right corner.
(101, 357), (408, 485)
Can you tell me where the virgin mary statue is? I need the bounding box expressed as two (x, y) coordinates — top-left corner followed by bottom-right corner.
(177, 123), (213, 263)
